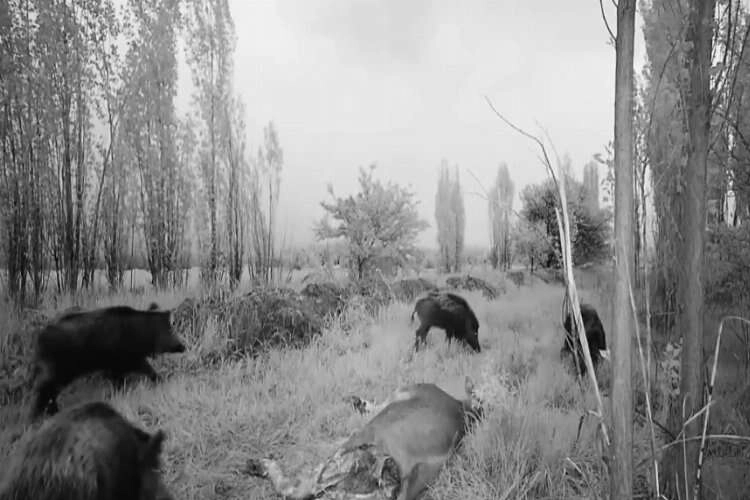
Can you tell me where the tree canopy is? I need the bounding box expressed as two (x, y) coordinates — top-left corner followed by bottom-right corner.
(519, 176), (611, 267)
(435, 160), (465, 273)
(315, 165), (429, 280)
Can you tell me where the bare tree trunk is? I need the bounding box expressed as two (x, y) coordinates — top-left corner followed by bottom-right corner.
(664, 1), (715, 497)
(129, 213), (135, 290)
(209, 94), (218, 284)
(226, 113), (245, 289)
(454, 211), (460, 272)
(633, 172), (641, 287)
(637, 157), (648, 286)
(610, 1), (636, 498)
(61, 86), (76, 292)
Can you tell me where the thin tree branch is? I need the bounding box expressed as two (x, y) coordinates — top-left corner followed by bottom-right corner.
(600, 0), (617, 45)
(466, 190), (488, 201)
(484, 96), (561, 190)
(464, 167), (489, 199)
(539, 123), (563, 175)
(485, 96), (611, 450)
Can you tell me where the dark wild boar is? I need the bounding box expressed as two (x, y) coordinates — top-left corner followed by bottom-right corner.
(410, 291), (481, 353)
(30, 303), (185, 419)
(0, 400), (173, 500)
(246, 378), (483, 500)
(562, 302), (609, 377)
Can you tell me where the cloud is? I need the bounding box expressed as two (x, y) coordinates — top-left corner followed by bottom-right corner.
(277, 0), (436, 67)
(219, 0), (648, 248)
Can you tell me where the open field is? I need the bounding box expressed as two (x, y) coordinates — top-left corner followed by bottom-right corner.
(1, 267), (748, 499)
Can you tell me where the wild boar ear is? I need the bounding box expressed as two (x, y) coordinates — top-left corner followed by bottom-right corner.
(140, 429), (166, 468)
(148, 302), (160, 311)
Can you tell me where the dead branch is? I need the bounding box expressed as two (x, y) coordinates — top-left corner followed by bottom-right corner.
(484, 96), (560, 190)
(538, 123), (563, 174)
(628, 273), (661, 497)
(464, 167), (490, 200)
(600, 0), (617, 45)
(485, 96), (610, 450)
(466, 190), (488, 201)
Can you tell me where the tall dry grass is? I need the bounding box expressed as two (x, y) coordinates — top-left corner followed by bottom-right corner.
(3, 268), (745, 498)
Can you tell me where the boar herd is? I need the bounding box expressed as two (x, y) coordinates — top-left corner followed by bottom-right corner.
(1, 302), (184, 500)
(0, 286), (608, 500)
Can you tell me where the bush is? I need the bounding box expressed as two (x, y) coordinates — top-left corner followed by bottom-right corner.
(444, 275), (503, 300)
(390, 278), (438, 302)
(172, 289), (323, 360)
(346, 278), (394, 314)
(506, 270), (525, 288)
(0, 308), (47, 406)
(299, 282), (350, 319)
(519, 178), (612, 268)
(705, 224), (750, 305)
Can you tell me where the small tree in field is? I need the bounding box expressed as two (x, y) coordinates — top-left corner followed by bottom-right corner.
(512, 219), (551, 273)
(315, 165), (429, 281)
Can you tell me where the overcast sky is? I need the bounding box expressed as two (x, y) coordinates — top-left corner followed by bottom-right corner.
(177, 1), (649, 250)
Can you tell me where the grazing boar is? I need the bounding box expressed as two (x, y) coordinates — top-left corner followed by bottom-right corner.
(0, 400), (173, 500)
(410, 291), (481, 353)
(562, 303), (609, 377)
(245, 378), (483, 500)
(30, 303), (186, 419)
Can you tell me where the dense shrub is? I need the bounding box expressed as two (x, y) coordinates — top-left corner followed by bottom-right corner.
(299, 282), (350, 319)
(445, 275), (503, 300)
(390, 278), (438, 302)
(705, 224), (750, 305)
(506, 270), (525, 288)
(0, 308), (47, 405)
(519, 178), (612, 268)
(347, 278), (394, 313)
(172, 288), (323, 360)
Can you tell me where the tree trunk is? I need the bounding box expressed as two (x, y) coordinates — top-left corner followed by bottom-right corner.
(454, 212), (460, 272)
(633, 170), (644, 289)
(610, 2), (636, 498)
(663, 1), (715, 497)
(209, 79), (218, 283)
